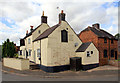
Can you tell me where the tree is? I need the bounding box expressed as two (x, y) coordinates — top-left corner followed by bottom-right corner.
(2, 39), (16, 58)
(115, 33), (120, 40)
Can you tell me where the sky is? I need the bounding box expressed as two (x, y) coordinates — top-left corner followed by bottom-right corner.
(0, 0), (119, 46)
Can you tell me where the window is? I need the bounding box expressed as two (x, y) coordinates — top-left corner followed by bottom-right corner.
(61, 30), (68, 42)
(20, 50), (22, 55)
(87, 51), (90, 57)
(104, 50), (107, 58)
(37, 49), (41, 57)
(111, 50), (114, 57)
(91, 51), (93, 54)
(104, 38), (107, 43)
(28, 38), (31, 44)
(111, 39), (114, 44)
(29, 49), (32, 56)
(38, 30), (41, 34)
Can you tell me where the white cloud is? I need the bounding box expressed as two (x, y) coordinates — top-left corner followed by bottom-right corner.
(0, 0), (118, 45)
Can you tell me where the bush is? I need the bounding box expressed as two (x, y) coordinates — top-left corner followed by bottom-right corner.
(2, 39), (16, 58)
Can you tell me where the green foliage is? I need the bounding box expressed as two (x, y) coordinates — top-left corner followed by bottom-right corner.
(115, 33), (120, 40)
(2, 39), (16, 58)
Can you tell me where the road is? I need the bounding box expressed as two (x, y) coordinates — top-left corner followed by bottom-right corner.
(2, 71), (118, 81)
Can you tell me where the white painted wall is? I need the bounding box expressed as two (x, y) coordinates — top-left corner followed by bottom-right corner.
(76, 43), (99, 65)
(41, 21), (82, 66)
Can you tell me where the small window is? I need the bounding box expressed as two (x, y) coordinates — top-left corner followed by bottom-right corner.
(104, 38), (107, 43)
(38, 30), (41, 34)
(104, 50), (107, 58)
(61, 30), (68, 42)
(91, 51), (93, 54)
(20, 50), (22, 55)
(28, 38), (31, 44)
(29, 49), (32, 56)
(87, 51), (90, 57)
(111, 39), (114, 44)
(111, 50), (114, 57)
(37, 49), (41, 57)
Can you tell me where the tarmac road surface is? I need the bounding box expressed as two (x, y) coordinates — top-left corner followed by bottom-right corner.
(2, 71), (118, 81)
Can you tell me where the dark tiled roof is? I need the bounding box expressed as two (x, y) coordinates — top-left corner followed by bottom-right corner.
(82, 27), (115, 39)
(33, 24), (60, 42)
(76, 42), (92, 52)
(24, 24), (42, 39)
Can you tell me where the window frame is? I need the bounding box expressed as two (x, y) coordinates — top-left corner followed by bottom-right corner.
(91, 51), (93, 54)
(87, 51), (90, 57)
(37, 49), (41, 57)
(28, 38), (31, 44)
(104, 49), (107, 58)
(61, 30), (68, 42)
(29, 49), (32, 56)
(111, 50), (114, 57)
(104, 38), (107, 43)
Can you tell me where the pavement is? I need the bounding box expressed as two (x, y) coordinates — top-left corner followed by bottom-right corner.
(1, 64), (119, 78)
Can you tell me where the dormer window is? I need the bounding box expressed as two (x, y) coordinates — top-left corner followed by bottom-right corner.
(61, 30), (68, 42)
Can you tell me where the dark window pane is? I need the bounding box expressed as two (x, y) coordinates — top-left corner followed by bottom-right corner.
(111, 39), (114, 44)
(20, 50), (22, 55)
(91, 51), (93, 54)
(104, 50), (107, 58)
(111, 50), (114, 57)
(104, 38), (107, 43)
(61, 30), (68, 42)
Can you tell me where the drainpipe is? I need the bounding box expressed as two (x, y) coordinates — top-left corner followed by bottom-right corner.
(109, 39), (110, 60)
(39, 40), (41, 68)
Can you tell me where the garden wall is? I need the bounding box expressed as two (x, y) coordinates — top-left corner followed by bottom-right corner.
(3, 58), (29, 70)
(108, 60), (120, 67)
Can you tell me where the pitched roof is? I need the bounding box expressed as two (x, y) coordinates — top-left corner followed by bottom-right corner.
(24, 24), (42, 39)
(76, 42), (92, 52)
(81, 27), (115, 39)
(33, 24), (60, 42)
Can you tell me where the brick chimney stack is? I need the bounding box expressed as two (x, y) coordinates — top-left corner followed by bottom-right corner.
(30, 26), (33, 31)
(41, 11), (47, 24)
(92, 23), (100, 29)
(59, 10), (66, 24)
(26, 30), (28, 35)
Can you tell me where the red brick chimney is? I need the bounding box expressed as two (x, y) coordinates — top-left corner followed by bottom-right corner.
(41, 11), (47, 24)
(59, 10), (66, 24)
(26, 30), (28, 35)
(30, 26), (33, 31)
(92, 23), (100, 29)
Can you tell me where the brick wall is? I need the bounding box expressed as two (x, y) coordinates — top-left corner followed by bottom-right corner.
(79, 30), (118, 66)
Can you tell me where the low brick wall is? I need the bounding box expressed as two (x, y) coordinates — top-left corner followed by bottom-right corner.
(3, 58), (29, 70)
(108, 60), (120, 67)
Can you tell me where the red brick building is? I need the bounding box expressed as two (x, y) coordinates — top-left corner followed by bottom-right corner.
(79, 23), (118, 66)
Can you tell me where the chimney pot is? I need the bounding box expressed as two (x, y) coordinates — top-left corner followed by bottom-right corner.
(61, 10), (63, 13)
(42, 11), (44, 16)
(41, 11), (47, 24)
(30, 26), (33, 31)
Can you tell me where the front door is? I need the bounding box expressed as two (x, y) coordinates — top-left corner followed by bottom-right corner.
(115, 51), (117, 60)
(34, 51), (36, 62)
